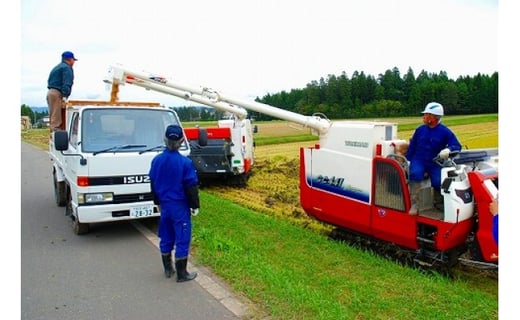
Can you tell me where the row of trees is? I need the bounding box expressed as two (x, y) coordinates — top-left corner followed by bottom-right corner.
(251, 67), (498, 121)
(22, 67), (498, 124)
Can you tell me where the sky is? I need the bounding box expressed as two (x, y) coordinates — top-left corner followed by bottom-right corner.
(6, 0), (519, 316)
(18, 0), (501, 108)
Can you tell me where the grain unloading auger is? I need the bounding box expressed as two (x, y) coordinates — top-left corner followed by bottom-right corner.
(105, 64), (332, 134)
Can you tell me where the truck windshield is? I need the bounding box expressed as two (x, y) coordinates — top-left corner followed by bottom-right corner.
(81, 108), (188, 153)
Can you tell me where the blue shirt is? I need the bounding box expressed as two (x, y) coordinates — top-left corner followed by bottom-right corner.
(406, 122), (461, 162)
(47, 61), (74, 98)
(149, 149), (199, 204)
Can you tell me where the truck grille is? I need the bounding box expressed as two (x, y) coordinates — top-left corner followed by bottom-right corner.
(112, 193), (153, 204)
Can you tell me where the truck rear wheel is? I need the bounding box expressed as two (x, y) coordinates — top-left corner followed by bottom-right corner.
(54, 171), (67, 207)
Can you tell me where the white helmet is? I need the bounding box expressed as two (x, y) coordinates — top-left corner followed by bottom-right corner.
(421, 102), (444, 116)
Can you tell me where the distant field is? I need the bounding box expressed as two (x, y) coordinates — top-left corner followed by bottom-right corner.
(24, 114), (498, 152)
(248, 114), (498, 161)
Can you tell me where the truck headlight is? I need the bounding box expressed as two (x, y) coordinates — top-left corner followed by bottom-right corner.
(78, 192), (114, 204)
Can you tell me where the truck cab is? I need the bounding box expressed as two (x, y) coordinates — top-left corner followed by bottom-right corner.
(50, 100), (189, 234)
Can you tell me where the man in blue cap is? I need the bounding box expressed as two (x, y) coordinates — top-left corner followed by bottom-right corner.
(149, 125), (200, 282)
(47, 51), (78, 132)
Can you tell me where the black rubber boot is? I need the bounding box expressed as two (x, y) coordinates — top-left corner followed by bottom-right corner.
(175, 258), (197, 282)
(408, 182), (420, 215)
(161, 253), (174, 278)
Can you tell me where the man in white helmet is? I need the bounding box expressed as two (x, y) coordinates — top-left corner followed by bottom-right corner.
(406, 102), (461, 213)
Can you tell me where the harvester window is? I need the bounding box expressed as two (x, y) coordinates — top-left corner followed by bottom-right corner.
(374, 159), (406, 211)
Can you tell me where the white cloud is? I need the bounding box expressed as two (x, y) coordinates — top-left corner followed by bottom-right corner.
(21, 0), (498, 107)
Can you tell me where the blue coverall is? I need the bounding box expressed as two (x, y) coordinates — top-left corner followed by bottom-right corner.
(406, 122), (461, 190)
(492, 214), (498, 245)
(149, 149), (199, 259)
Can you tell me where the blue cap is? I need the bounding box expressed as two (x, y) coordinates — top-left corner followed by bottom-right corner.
(165, 125), (184, 141)
(62, 51), (78, 61)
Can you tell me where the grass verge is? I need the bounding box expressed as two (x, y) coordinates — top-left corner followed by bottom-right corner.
(22, 114), (498, 319)
(192, 192), (497, 320)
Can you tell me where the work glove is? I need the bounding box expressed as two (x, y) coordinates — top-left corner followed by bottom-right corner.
(439, 148), (450, 159)
(191, 208), (199, 216)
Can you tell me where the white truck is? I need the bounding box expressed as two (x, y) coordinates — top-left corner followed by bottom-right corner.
(49, 99), (189, 234)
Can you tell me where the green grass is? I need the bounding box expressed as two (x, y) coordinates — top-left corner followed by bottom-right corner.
(22, 114), (498, 319)
(193, 192), (497, 320)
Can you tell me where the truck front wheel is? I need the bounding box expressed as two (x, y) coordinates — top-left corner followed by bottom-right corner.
(72, 216), (90, 235)
(68, 193), (89, 235)
(54, 171), (67, 207)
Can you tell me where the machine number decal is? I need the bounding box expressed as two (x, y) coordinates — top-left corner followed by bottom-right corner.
(316, 175), (344, 188)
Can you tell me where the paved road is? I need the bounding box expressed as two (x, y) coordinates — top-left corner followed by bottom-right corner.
(21, 141), (247, 320)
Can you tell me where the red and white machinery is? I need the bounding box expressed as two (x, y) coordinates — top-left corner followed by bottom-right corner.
(106, 65), (255, 186)
(106, 64), (499, 269)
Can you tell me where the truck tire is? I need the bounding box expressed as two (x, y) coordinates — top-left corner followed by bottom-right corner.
(72, 216), (90, 235)
(54, 171), (67, 207)
(68, 192), (89, 235)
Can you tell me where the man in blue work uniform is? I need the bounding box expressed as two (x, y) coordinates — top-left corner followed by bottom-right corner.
(149, 125), (200, 282)
(406, 102), (461, 213)
(47, 51), (77, 132)
(489, 198), (498, 245)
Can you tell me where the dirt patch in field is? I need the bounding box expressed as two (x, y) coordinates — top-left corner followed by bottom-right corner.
(203, 143), (332, 235)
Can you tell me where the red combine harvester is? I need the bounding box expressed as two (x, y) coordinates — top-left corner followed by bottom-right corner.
(106, 65), (499, 270)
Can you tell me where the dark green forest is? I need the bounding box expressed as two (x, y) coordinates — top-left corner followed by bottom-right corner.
(175, 67), (498, 121)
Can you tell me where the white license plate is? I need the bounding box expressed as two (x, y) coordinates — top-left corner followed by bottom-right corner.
(130, 204), (154, 218)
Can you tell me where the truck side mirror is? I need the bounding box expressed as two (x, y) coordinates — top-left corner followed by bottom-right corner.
(54, 130), (69, 151)
(53, 130), (87, 166)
